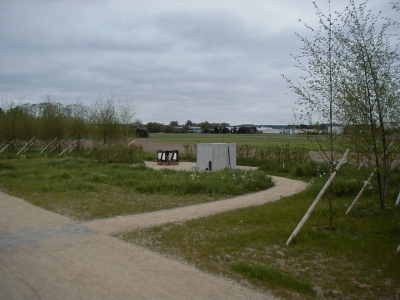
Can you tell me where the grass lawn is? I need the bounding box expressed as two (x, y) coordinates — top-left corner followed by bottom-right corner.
(118, 188), (400, 300)
(0, 154), (273, 220)
(0, 136), (399, 299)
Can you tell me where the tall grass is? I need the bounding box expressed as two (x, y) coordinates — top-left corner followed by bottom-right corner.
(89, 144), (144, 163)
(0, 154), (273, 220)
(119, 186), (399, 299)
(237, 143), (310, 164)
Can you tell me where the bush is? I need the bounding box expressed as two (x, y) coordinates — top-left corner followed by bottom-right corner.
(292, 161), (330, 178)
(90, 144), (144, 164)
(330, 177), (364, 196)
(135, 127), (149, 138)
(135, 168), (274, 196)
(237, 144), (310, 164)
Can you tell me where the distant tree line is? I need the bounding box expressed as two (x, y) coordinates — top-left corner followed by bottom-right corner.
(145, 120), (232, 134)
(146, 120), (260, 134)
(0, 94), (143, 150)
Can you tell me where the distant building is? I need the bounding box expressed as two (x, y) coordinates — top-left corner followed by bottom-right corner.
(326, 125), (343, 134)
(188, 126), (202, 133)
(257, 127), (282, 134)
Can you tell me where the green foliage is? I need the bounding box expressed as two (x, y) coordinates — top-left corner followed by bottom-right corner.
(0, 162), (15, 170)
(183, 144), (196, 161)
(0, 156), (274, 220)
(292, 161), (330, 178)
(146, 122), (165, 133)
(135, 127), (149, 138)
(232, 262), (316, 296)
(89, 144), (144, 164)
(121, 190), (400, 299)
(135, 168), (274, 196)
(237, 144), (310, 164)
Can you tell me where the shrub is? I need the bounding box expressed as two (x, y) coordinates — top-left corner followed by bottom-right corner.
(90, 144), (144, 164)
(183, 144), (196, 160)
(237, 144), (310, 164)
(135, 127), (149, 138)
(292, 161), (330, 178)
(330, 177), (364, 196)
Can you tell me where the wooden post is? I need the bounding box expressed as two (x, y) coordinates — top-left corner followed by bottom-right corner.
(50, 139), (63, 153)
(59, 140), (78, 156)
(286, 149), (350, 245)
(40, 137), (57, 153)
(0, 142), (13, 153)
(346, 168), (377, 214)
(16, 137), (35, 155)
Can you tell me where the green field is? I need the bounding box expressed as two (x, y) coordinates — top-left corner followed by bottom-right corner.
(148, 133), (326, 149)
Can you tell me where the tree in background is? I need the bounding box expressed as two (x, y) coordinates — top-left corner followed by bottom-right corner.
(169, 121), (179, 127)
(336, 1), (399, 208)
(0, 100), (26, 147)
(64, 100), (89, 150)
(37, 95), (66, 147)
(283, 1), (345, 167)
(146, 122), (165, 133)
(284, 0), (399, 209)
(132, 119), (149, 138)
(18, 103), (38, 141)
(118, 96), (136, 141)
(283, 1), (347, 230)
(200, 121), (212, 133)
(90, 94), (122, 145)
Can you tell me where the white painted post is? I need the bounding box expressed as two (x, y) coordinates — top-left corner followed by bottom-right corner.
(40, 137), (58, 153)
(0, 142), (12, 153)
(396, 192), (400, 205)
(286, 149), (350, 245)
(346, 168), (377, 214)
(16, 137), (35, 155)
(59, 140), (78, 156)
(50, 139), (63, 153)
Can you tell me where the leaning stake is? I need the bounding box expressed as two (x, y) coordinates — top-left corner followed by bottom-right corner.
(286, 149), (350, 245)
(346, 168), (376, 214)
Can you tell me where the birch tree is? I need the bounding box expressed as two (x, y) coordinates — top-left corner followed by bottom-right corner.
(284, 1), (399, 209)
(336, 0), (400, 208)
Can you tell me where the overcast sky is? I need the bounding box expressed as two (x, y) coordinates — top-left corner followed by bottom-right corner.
(0, 0), (395, 125)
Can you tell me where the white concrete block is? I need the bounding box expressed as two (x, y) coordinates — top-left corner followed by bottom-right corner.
(196, 143), (236, 171)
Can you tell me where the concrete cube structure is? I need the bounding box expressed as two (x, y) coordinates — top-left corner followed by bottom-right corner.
(196, 143), (236, 171)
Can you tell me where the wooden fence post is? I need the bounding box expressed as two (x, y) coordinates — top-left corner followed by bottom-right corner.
(286, 149), (350, 245)
(16, 137), (35, 155)
(346, 168), (377, 214)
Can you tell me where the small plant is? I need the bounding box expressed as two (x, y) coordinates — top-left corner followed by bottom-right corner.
(183, 144), (196, 160)
(232, 262), (316, 296)
(90, 144), (144, 164)
(237, 144), (310, 166)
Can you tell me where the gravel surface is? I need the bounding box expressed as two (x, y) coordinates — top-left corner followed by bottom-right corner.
(0, 162), (307, 300)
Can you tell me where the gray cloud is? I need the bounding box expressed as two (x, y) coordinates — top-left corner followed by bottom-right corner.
(0, 0), (396, 125)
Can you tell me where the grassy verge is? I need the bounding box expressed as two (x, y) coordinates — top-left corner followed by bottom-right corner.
(118, 187), (399, 299)
(0, 153), (273, 220)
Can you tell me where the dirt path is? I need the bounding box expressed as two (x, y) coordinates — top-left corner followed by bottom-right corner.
(0, 163), (307, 300)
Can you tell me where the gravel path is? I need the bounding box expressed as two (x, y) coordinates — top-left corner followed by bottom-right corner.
(0, 163), (307, 300)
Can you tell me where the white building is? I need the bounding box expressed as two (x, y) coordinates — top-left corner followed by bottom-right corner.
(196, 143), (236, 171)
